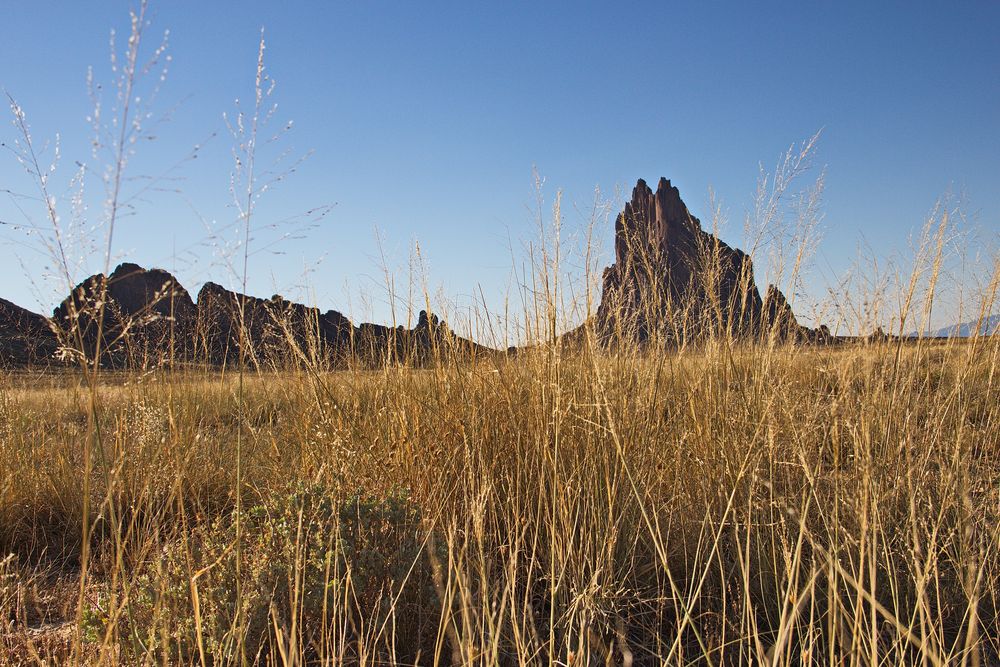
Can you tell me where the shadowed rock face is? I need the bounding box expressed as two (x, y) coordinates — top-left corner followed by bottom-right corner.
(596, 178), (764, 344)
(0, 263), (484, 369)
(762, 284), (812, 342)
(52, 263), (197, 366)
(591, 177), (833, 346)
(194, 282), (356, 366)
(0, 298), (58, 366)
(760, 285), (832, 344)
(38, 263), (488, 368)
(195, 282), (480, 367)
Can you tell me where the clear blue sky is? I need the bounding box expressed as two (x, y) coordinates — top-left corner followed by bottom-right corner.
(1, 1), (998, 333)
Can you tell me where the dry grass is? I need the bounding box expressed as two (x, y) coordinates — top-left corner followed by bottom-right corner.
(3, 4), (999, 663)
(1, 334), (998, 664)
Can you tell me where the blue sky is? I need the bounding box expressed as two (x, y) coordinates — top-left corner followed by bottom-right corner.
(1, 1), (997, 333)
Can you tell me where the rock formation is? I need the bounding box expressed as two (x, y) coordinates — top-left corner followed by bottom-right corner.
(761, 285), (803, 341)
(596, 178), (762, 344)
(594, 177), (826, 345)
(0, 297), (58, 367)
(0, 262), (485, 369)
(52, 262), (197, 367)
(194, 281), (475, 367)
(195, 282), (356, 366)
(0, 177), (843, 367)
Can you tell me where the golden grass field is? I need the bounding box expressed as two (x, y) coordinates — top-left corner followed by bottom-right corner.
(1, 335), (997, 664)
(2, 5), (998, 663)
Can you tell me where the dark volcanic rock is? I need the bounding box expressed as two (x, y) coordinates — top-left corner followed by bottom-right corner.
(761, 285), (834, 343)
(762, 285), (803, 341)
(29, 264), (489, 369)
(591, 177), (831, 347)
(29, 261), (488, 369)
(596, 178), (763, 344)
(354, 309), (459, 365)
(196, 282), (482, 368)
(763, 286), (835, 343)
(195, 282), (354, 366)
(52, 263), (197, 367)
(0, 298), (58, 366)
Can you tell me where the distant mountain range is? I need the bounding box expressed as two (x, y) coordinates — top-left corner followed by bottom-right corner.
(912, 314), (1000, 338)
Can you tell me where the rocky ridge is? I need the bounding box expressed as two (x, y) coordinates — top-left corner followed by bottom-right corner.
(0, 264), (482, 368)
(0, 176), (840, 368)
(0, 297), (59, 366)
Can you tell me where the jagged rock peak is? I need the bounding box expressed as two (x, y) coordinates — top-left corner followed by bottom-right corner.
(615, 177), (701, 266)
(197, 281), (229, 299)
(763, 284), (797, 322)
(109, 262), (143, 278)
(108, 263), (195, 316)
(417, 310), (441, 329)
(55, 263), (196, 319)
(108, 262), (170, 281)
(763, 284), (800, 336)
(48, 263), (197, 367)
(598, 176), (764, 344)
